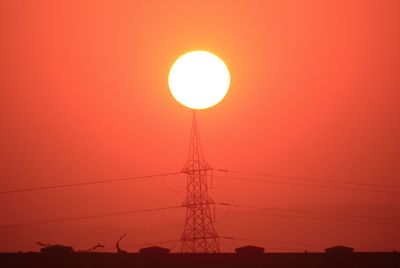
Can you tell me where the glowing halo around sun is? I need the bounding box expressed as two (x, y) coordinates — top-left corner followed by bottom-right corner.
(168, 51), (230, 110)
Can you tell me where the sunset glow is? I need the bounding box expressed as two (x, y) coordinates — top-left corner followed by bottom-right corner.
(1, 0), (399, 255)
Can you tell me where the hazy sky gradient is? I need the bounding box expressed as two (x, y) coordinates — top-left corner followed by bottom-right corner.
(0, 0), (399, 252)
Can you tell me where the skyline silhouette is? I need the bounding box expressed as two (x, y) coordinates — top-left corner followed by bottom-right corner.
(1, 0), (399, 257)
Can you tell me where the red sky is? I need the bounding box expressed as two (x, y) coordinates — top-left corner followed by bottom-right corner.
(0, 0), (399, 252)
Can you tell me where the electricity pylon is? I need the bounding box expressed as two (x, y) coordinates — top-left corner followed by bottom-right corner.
(180, 111), (219, 253)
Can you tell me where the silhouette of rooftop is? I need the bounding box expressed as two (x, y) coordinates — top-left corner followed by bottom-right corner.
(1, 251), (399, 268)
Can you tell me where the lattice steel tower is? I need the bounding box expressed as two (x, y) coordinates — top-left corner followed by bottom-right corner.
(180, 111), (219, 253)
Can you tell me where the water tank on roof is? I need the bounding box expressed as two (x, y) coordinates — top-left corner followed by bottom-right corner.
(139, 246), (170, 254)
(325, 245), (354, 255)
(235, 245), (265, 254)
(40, 244), (74, 254)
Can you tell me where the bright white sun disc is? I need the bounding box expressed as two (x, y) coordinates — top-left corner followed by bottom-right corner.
(168, 51), (230, 109)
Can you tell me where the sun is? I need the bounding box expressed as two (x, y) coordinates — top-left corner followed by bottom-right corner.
(168, 51), (230, 110)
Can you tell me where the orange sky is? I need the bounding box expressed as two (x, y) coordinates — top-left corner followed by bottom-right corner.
(0, 0), (399, 252)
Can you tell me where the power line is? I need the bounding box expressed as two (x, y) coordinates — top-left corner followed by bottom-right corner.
(0, 205), (183, 229)
(214, 169), (400, 189)
(2, 169), (399, 195)
(3, 201), (397, 230)
(0, 172), (183, 195)
(216, 207), (400, 227)
(161, 175), (185, 193)
(213, 175), (400, 194)
(216, 202), (400, 222)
